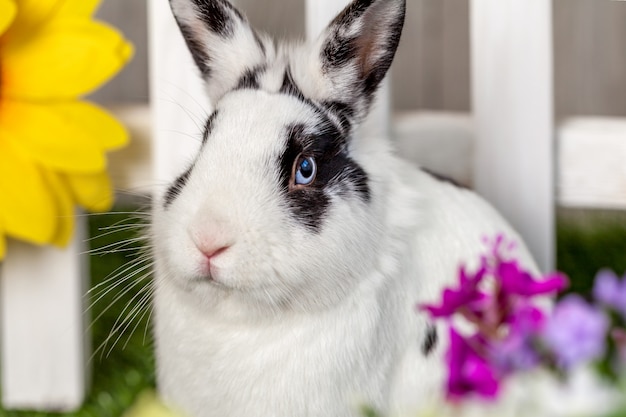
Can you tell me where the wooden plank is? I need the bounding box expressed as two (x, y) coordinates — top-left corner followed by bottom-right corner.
(305, 0), (390, 140)
(1, 218), (88, 411)
(470, 0), (555, 272)
(554, 0), (626, 118)
(441, 0), (470, 112)
(558, 117), (626, 209)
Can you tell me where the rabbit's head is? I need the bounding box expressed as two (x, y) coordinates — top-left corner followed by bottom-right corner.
(154, 0), (407, 314)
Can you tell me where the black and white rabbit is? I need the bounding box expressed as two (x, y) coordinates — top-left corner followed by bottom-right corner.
(152, 0), (537, 416)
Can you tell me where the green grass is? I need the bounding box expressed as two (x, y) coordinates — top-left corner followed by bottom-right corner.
(1, 206), (624, 416)
(557, 209), (626, 295)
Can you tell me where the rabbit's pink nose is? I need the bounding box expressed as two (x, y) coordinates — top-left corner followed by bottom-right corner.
(200, 245), (230, 260)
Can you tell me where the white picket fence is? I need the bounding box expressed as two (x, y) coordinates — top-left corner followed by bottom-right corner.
(1, 0), (625, 412)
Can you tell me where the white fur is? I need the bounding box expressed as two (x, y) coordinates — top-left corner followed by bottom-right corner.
(153, 1), (538, 416)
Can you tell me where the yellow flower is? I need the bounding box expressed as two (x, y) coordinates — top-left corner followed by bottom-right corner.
(0, 0), (133, 259)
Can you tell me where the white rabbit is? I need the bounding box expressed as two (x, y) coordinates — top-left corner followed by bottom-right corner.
(152, 0), (538, 416)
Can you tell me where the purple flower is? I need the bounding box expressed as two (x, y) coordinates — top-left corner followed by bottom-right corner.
(490, 303), (545, 374)
(446, 327), (500, 401)
(542, 295), (610, 369)
(593, 269), (626, 318)
(421, 265), (489, 319)
(497, 261), (569, 298)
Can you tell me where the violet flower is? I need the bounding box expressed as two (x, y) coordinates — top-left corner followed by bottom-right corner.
(542, 294), (610, 369)
(593, 269), (626, 318)
(446, 327), (500, 401)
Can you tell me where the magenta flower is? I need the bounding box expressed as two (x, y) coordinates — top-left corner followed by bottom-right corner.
(542, 294), (610, 369)
(446, 327), (500, 401)
(593, 269), (626, 318)
(420, 265), (489, 319)
(497, 260), (569, 298)
(490, 303), (545, 373)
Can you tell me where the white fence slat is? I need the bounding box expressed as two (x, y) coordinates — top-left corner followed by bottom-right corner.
(558, 117), (626, 210)
(470, 0), (555, 272)
(148, 0), (207, 194)
(305, 0), (391, 140)
(1, 217), (88, 411)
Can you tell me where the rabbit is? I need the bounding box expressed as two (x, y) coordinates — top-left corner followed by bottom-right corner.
(151, 0), (538, 416)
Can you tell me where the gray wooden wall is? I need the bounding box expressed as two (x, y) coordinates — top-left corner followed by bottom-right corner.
(92, 0), (626, 119)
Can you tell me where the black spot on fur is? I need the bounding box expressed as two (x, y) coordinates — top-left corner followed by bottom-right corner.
(278, 122), (370, 231)
(322, 35), (358, 69)
(164, 166), (193, 209)
(177, 23), (211, 76)
(422, 326), (438, 356)
(235, 65), (265, 90)
(194, 0), (235, 37)
(422, 168), (467, 189)
(321, 101), (355, 133)
(280, 70), (311, 105)
(320, 0), (406, 107)
(330, 0), (376, 29)
(202, 111), (219, 145)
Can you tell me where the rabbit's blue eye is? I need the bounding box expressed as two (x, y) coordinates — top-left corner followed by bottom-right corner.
(294, 155), (317, 186)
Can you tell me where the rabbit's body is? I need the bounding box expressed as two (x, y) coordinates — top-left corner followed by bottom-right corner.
(153, 1), (537, 416)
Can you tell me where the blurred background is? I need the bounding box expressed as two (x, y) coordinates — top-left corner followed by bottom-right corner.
(93, 0), (626, 117)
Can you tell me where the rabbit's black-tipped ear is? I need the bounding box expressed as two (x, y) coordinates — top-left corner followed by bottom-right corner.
(169, 0), (266, 103)
(303, 0), (405, 120)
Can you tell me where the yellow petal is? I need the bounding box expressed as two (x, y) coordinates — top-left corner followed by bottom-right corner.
(41, 170), (75, 247)
(49, 101), (129, 151)
(57, 0), (101, 18)
(64, 171), (114, 213)
(0, 139), (56, 245)
(0, 0), (16, 36)
(3, 19), (134, 100)
(1, 101), (108, 173)
(5, 0), (61, 38)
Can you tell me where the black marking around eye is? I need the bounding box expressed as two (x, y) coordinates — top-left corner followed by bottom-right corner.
(202, 111), (219, 145)
(235, 65), (265, 90)
(164, 166), (193, 209)
(422, 325), (438, 356)
(177, 23), (211, 77)
(278, 122), (370, 231)
(195, 0), (235, 37)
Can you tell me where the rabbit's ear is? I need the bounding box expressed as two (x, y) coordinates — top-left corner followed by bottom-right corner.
(303, 0), (405, 121)
(169, 0), (266, 104)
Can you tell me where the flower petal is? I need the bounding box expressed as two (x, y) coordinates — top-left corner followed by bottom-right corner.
(50, 101), (129, 151)
(57, 0), (101, 18)
(1, 101), (108, 173)
(41, 170), (75, 247)
(0, 139), (56, 245)
(3, 19), (133, 100)
(4, 0), (61, 38)
(64, 171), (114, 213)
(0, 0), (16, 35)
